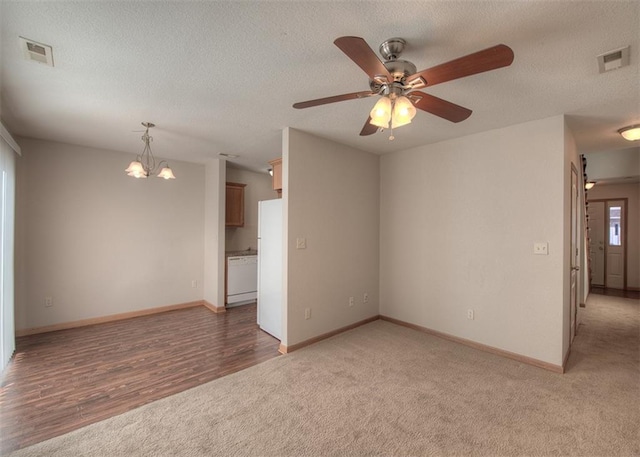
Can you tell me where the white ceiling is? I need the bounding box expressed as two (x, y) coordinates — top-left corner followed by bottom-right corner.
(1, 1), (638, 173)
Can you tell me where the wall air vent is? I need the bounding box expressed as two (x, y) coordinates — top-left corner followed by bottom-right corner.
(19, 36), (54, 67)
(597, 46), (630, 73)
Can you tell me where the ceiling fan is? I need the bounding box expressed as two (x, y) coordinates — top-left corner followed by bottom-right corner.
(293, 36), (514, 139)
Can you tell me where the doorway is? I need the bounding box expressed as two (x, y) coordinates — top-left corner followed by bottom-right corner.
(587, 198), (627, 290)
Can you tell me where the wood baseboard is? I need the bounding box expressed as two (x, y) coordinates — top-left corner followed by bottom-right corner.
(279, 315), (379, 354)
(15, 301), (205, 337)
(203, 301), (226, 313)
(380, 315), (564, 374)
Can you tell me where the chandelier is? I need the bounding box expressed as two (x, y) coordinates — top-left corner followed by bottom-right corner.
(125, 122), (176, 179)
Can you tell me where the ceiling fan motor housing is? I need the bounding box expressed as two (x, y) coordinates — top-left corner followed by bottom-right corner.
(369, 59), (418, 92)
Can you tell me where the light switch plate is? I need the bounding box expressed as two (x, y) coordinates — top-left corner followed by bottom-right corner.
(296, 237), (307, 249)
(534, 242), (549, 255)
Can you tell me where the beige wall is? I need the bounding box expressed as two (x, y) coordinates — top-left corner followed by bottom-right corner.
(225, 167), (276, 252)
(15, 138), (206, 330)
(586, 182), (640, 289)
(284, 128), (380, 347)
(583, 148), (639, 181)
(203, 159), (226, 308)
(380, 116), (567, 366)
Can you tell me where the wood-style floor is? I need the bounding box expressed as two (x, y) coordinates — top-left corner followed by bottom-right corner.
(590, 286), (640, 300)
(0, 304), (280, 454)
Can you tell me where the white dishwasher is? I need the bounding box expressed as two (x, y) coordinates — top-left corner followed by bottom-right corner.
(226, 255), (258, 307)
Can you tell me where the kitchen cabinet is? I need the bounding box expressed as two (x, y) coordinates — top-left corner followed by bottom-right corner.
(225, 182), (246, 227)
(268, 158), (282, 197)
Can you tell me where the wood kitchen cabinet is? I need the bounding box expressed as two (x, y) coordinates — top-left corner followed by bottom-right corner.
(225, 182), (246, 227)
(268, 158), (282, 197)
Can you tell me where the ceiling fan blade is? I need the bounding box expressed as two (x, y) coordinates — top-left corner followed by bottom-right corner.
(408, 44), (514, 88)
(359, 117), (378, 136)
(293, 91), (375, 109)
(334, 36), (392, 83)
(410, 91), (472, 123)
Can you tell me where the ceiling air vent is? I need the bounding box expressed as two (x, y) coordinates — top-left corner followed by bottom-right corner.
(19, 36), (54, 67)
(597, 46), (629, 73)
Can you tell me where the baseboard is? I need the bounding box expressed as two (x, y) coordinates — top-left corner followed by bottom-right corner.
(562, 347), (571, 372)
(15, 301), (205, 337)
(380, 315), (564, 374)
(278, 315), (379, 354)
(203, 300), (226, 314)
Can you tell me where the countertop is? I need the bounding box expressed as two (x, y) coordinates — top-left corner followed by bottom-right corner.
(226, 250), (258, 257)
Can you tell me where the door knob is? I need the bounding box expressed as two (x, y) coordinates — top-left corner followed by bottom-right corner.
(571, 266), (580, 271)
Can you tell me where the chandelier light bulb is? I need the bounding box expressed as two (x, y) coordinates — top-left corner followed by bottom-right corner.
(157, 167), (176, 180)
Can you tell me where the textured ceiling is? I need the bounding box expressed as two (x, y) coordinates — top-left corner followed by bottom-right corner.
(1, 1), (638, 173)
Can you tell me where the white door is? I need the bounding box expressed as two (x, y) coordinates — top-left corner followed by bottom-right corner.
(606, 200), (625, 290)
(587, 201), (605, 286)
(257, 199), (283, 339)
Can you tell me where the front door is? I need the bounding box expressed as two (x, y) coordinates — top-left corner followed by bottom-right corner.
(606, 200), (626, 290)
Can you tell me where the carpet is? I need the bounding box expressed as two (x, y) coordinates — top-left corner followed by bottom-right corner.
(8, 294), (639, 456)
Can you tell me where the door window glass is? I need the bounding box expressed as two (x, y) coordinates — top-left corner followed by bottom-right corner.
(609, 206), (621, 246)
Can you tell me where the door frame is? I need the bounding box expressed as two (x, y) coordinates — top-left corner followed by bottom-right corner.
(570, 165), (579, 343)
(588, 198), (628, 290)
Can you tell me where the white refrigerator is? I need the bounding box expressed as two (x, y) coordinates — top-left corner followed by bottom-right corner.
(257, 199), (282, 339)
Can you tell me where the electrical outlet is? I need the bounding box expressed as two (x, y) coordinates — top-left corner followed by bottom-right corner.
(45, 297), (53, 307)
(534, 242), (549, 255)
(467, 309), (474, 320)
(349, 296), (354, 307)
(191, 280), (197, 288)
(304, 308), (311, 320)
(363, 293), (369, 303)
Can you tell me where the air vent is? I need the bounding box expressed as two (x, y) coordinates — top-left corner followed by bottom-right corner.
(19, 36), (54, 67)
(597, 46), (630, 73)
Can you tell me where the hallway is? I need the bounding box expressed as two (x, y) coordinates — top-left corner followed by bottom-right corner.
(567, 290), (639, 375)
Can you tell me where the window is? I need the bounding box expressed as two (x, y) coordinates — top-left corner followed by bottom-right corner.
(609, 206), (621, 246)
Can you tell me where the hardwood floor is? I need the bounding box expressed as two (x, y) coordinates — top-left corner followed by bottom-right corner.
(0, 304), (280, 454)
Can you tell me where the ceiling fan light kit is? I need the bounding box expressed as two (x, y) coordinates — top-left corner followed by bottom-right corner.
(293, 36), (514, 140)
(125, 122), (176, 179)
(618, 124), (640, 141)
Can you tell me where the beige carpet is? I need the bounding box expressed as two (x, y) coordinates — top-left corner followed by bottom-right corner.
(8, 294), (639, 456)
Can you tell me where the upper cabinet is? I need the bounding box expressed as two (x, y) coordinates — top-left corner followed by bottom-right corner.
(225, 182), (246, 227)
(268, 158), (282, 198)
